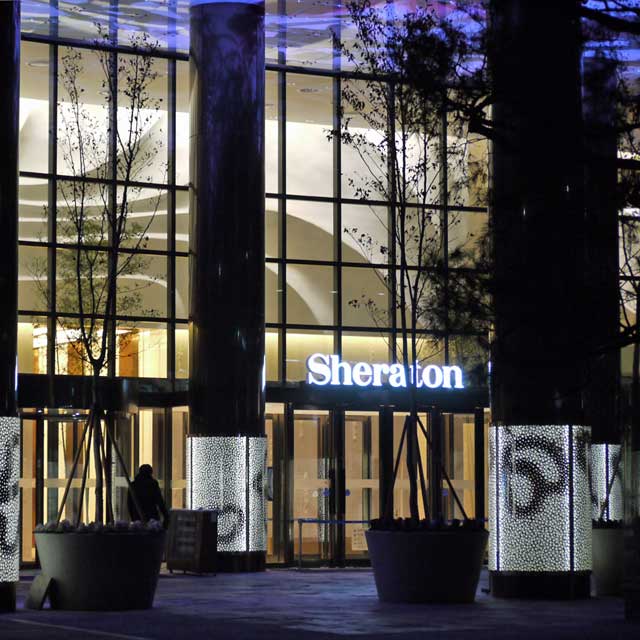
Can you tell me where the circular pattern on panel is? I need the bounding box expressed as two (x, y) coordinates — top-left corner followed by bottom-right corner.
(489, 424), (591, 573)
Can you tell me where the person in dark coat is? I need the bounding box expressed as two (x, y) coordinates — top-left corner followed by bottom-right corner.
(128, 464), (170, 526)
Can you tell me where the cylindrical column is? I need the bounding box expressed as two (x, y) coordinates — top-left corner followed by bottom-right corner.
(583, 55), (620, 446)
(188, 1), (266, 571)
(0, 0), (21, 613)
(489, 0), (587, 424)
(488, 0), (591, 598)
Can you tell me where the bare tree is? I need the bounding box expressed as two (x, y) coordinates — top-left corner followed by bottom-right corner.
(41, 28), (166, 525)
(335, 0), (488, 525)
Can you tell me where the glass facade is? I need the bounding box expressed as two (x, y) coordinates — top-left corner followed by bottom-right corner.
(18, 33), (489, 384)
(16, 7), (490, 567)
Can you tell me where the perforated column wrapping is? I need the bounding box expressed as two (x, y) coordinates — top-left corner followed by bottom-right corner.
(0, 418), (20, 582)
(590, 443), (623, 522)
(248, 437), (267, 552)
(186, 435), (266, 552)
(489, 425), (591, 572)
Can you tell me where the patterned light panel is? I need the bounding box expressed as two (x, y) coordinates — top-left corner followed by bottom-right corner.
(186, 435), (267, 553)
(489, 424), (591, 573)
(0, 418), (20, 583)
(590, 443), (623, 522)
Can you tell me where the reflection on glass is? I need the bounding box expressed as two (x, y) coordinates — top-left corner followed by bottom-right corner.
(293, 410), (331, 563)
(448, 211), (488, 267)
(266, 402), (285, 563)
(394, 336), (446, 369)
(345, 411), (379, 559)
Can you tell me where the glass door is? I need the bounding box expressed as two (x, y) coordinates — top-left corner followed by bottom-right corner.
(265, 403), (287, 564)
(291, 407), (382, 566)
(293, 409), (332, 565)
(344, 411), (380, 561)
(392, 411), (430, 520)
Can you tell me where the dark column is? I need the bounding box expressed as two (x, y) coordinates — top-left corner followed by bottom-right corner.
(488, 0), (591, 598)
(489, 0), (587, 425)
(0, 0), (21, 613)
(189, 1), (265, 438)
(188, 1), (266, 571)
(583, 57), (623, 527)
(583, 55), (620, 446)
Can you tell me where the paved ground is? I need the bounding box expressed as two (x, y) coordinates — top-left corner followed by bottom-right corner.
(0, 568), (638, 639)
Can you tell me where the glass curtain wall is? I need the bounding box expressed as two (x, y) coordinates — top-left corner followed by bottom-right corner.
(18, 13), (489, 386)
(265, 39), (490, 385)
(18, 37), (186, 380)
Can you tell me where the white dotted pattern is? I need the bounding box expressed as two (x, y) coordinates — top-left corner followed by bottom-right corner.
(590, 443), (623, 522)
(186, 435), (266, 553)
(489, 424), (591, 572)
(0, 417), (20, 583)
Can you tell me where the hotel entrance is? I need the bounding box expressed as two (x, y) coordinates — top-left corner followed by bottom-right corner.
(265, 402), (488, 567)
(264, 405), (381, 566)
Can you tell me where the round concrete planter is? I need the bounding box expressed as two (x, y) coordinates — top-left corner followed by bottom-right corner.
(35, 531), (165, 610)
(365, 528), (488, 603)
(592, 527), (624, 597)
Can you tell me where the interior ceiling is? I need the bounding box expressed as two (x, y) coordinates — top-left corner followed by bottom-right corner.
(19, 1), (640, 71)
(21, 0), (358, 67)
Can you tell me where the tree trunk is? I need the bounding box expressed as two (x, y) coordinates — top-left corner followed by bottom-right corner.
(405, 414), (419, 521)
(103, 412), (114, 524)
(91, 372), (104, 523)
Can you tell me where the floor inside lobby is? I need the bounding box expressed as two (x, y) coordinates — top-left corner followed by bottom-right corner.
(0, 568), (638, 639)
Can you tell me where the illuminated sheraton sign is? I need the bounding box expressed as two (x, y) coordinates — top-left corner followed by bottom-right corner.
(305, 353), (464, 389)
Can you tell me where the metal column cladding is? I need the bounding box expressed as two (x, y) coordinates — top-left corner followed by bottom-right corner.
(590, 443), (623, 522)
(186, 435), (267, 553)
(489, 425), (591, 573)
